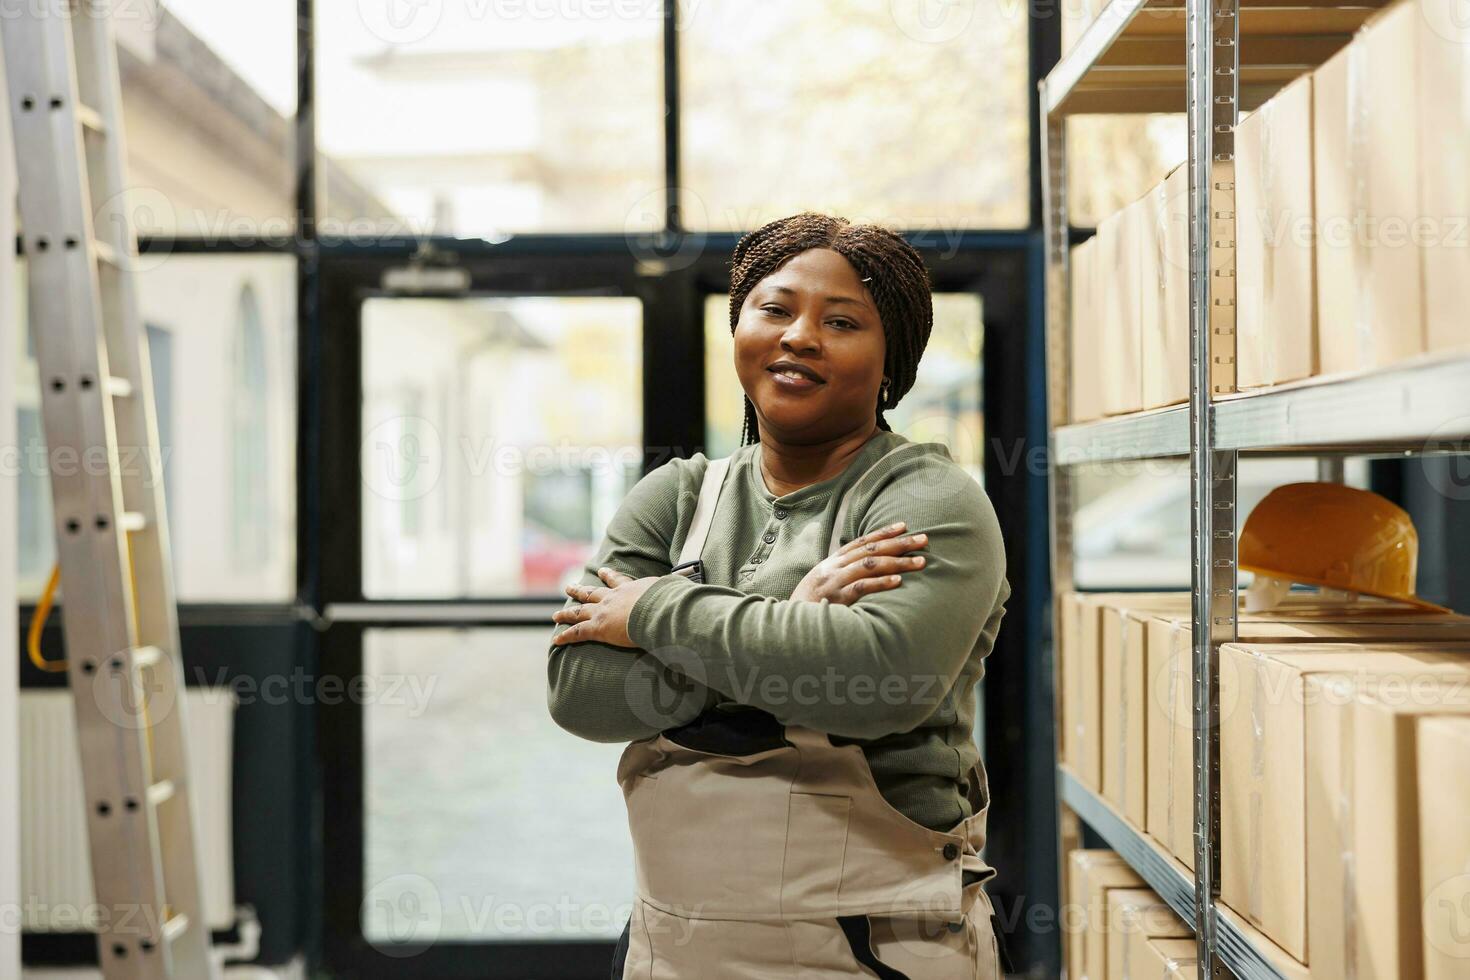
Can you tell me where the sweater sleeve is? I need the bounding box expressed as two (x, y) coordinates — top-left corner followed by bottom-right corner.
(546, 457), (722, 743)
(625, 453), (1008, 740)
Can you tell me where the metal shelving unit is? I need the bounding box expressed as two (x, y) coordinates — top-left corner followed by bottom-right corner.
(1041, 0), (1396, 976)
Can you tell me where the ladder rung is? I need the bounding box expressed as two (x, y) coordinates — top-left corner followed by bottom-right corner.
(118, 511), (146, 532)
(75, 104), (105, 134)
(161, 912), (190, 944)
(130, 646), (162, 670)
(104, 376), (133, 398)
(146, 779), (176, 807)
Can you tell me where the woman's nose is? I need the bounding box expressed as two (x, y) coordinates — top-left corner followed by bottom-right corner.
(780, 311), (821, 352)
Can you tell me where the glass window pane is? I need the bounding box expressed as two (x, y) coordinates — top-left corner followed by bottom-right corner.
(1071, 457), (1372, 588)
(363, 627), (631, 943)
(315, 6), (663, 237)
(1066, 115), (1187, 228)
(12, 256), (298, 602)
(119, 2), (297, 238)
(361, 296), (642, 599)
(681, 1), (1029, 231)
(704, 291), (984, 483)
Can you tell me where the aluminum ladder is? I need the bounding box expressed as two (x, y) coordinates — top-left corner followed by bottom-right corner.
(1, 3), (218, 977)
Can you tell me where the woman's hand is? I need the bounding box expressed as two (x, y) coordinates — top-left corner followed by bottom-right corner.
(790, 522), (929, 605)
(551, 566), (661, 648)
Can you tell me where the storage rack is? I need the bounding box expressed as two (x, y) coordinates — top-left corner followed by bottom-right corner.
(1038, 0), (1467, 977)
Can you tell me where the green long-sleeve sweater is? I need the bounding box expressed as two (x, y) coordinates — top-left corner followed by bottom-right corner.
(546, 428), (1011, 831)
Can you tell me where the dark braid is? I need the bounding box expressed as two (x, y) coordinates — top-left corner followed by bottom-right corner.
(728, 212), (934, 445)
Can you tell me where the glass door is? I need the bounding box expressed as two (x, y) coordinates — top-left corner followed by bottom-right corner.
(314, 250), (681, 979)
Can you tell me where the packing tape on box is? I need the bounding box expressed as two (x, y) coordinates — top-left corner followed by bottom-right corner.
(1249, 649), (1267, 926)
(1347, 39), (1376, 369)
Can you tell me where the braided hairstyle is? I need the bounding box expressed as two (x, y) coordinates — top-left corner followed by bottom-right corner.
(728, 211), (934, 445)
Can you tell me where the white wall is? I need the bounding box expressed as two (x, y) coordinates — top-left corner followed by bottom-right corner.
(0, 43), (21, 980)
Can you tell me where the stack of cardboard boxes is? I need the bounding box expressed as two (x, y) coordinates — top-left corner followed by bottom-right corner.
(1065, 0), (1470, 422)
(1064, 849), (1197, 980)
(1058, 590), (1470, 976)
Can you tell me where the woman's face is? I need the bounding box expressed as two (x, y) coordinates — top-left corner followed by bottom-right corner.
(733, 247), (887, 443)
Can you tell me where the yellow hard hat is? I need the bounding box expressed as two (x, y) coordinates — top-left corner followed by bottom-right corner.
(1239, 482), (1451, 613)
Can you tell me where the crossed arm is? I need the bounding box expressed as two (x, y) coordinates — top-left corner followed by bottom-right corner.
(546, 454), (1008, 742)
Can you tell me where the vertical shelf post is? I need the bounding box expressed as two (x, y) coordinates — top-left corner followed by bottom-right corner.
(1187, 0), (1240, 972)
(1039, 93), (1084, 965)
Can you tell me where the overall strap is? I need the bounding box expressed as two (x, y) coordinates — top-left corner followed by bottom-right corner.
(675, 454), (733, 567)
(826, 441), (925, 557)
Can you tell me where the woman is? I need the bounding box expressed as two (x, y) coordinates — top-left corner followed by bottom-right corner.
(547, 212), (1012, 978)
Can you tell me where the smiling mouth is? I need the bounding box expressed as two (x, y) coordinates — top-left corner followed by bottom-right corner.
(767, 364), (826, 384)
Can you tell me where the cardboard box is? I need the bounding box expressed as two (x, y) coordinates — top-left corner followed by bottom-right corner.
(1100, 596), (1193, 828)
(1314, 4), (1425, 376)
(1143, 164), (1190, 409)
(1071, 592), (1190, 792)
(1417, 715), (1470, 978)
(1236, 73), (1316, 388)
(1071, 239), (1104, 423)
(1096, 205), (1144, 416)
(1067, 850), (1139, 980)
(1122, 936), (1198, 980)
(1106, 889), (1191, 980)
(1416, 0), (1470, 354)
(1305, 675), (1470, 980)
(1085, 864), (1150, 980)
(1219, 643), (1470, 961)
(1145, 607), (1470, 870)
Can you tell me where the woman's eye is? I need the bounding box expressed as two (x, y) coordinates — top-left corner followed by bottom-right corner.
(761, 305), (787, 317)
(830, 319), (857, 330)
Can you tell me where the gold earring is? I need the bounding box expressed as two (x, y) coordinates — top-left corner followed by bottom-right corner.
(880, 378), (891, 402)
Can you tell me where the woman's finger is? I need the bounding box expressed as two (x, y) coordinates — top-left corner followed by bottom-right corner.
(838, 522), (908, 557)
(836, 553), (926, 580)
(552, 604), (591, 625)
(597, 566), (635, 587)
(842, 575), (903, 602)
(835, 532), (928, 567)
(565, 583), (608, 603)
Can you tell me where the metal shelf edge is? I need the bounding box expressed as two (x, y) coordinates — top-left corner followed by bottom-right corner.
(1044, 0), (1150, 115)
(1056, 769), (1195, 926)
(1052, 353), (1470, 462)
(1052, 405), (1190, 463)
(1217, 908), (1293, 980)
(1214, 352), (1470, 451)
(1057, 772), (1298, 980)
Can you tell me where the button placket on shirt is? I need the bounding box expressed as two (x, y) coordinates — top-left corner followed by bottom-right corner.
(746, 504), (788, 569)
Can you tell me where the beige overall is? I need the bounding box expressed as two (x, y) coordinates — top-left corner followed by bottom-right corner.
(612, 448), (1006, 979)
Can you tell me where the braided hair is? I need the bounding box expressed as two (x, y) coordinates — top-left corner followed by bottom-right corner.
(728, 211), (934, 445)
